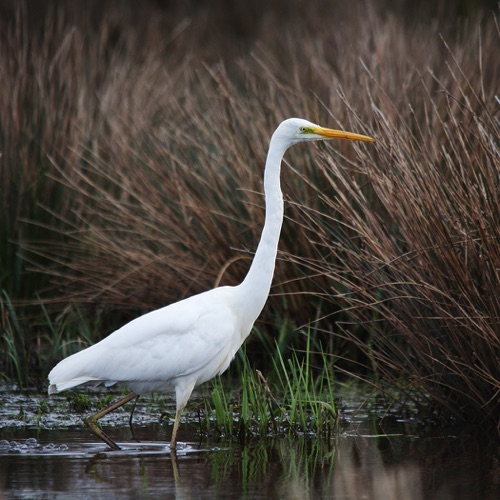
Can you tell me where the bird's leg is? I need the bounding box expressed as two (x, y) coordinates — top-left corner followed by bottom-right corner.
(170, 382), (195, 453)
(128, 395), (140, 441)
(85, 391), (138, 450)
(170, 408), (183, 453)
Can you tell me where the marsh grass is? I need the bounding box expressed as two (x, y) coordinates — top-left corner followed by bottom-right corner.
(291, 29), (500, 425)
(200, 340), (338, 439)
(1, 291), (26, 387)
(0, 1), (498, 428)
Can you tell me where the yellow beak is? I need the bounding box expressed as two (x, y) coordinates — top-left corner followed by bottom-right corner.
(313, 126), (375, 143)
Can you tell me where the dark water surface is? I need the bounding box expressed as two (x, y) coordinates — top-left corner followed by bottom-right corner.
(0, 388), (498, 499)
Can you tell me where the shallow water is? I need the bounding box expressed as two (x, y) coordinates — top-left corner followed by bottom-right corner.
(1, 388), (498, 499)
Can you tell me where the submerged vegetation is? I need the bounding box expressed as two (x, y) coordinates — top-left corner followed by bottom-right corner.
(0, 1), (498, 430)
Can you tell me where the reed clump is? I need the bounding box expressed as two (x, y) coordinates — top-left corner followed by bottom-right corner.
(0, 1), (497, 427)
(291, 17), (499, 425)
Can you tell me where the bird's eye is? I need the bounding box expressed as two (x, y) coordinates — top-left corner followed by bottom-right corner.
(300, 126), (312, 134)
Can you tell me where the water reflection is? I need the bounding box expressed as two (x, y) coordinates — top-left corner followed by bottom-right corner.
(0, 387), (497, 499)
(0, 427), (497, 499)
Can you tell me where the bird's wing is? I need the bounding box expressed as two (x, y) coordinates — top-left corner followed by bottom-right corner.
(48, 286), (243, 392)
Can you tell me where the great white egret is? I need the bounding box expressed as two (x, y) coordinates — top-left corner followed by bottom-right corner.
(48, 117), (374, 451)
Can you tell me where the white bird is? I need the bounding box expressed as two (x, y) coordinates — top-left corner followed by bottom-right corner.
(48, 117), (374, 451)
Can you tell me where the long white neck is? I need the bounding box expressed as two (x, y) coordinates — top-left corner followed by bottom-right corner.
(236, 133), (288, 328)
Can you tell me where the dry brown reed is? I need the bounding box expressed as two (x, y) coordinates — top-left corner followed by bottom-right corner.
(0, 1), (498, 425)
(289, 11), (500, 425)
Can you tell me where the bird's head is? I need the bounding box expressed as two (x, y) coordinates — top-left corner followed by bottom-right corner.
(275, 117), (375, 147)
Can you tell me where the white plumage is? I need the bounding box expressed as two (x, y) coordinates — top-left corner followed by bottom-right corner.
(48, 117), (374, 451)
(50, 287), (246, 394)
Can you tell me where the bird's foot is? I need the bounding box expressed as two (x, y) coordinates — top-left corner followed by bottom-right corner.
(85, 415), (121, 451)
